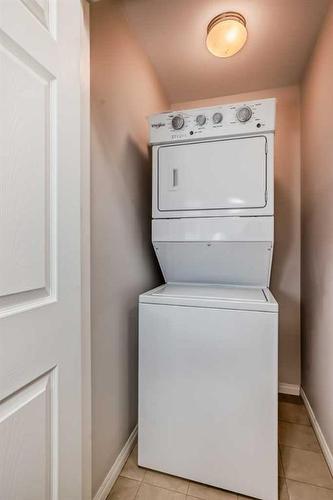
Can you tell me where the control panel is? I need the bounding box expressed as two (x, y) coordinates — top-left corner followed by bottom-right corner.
(149, 98), (276, 144)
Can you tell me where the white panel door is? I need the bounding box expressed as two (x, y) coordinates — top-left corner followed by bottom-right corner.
(0, 1), (85, 499)
(158, 136), (267, 212)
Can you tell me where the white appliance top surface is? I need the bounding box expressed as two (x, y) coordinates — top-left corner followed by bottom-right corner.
(140, 283), (278, 312)
(152, 283), (266, 302)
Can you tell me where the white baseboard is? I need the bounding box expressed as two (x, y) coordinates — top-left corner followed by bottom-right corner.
(278, 382), (300, 395)
(301, 388), (333, 476)
(93, 425), (138, 500)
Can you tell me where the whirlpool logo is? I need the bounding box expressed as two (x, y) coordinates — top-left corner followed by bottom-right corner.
(151, 122), (165, 129)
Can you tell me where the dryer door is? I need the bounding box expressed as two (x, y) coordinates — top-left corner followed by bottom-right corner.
(156, 136), (268, 216)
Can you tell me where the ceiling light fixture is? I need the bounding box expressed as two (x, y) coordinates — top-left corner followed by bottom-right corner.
(206, 12), (247, 58)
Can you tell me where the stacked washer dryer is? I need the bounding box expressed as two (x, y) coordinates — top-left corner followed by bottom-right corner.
(138, 98), (278, 500)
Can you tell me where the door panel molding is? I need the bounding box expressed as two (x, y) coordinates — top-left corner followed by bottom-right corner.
(19, 0), (57, 38)
(0, 28), (57, 316)
(0, 368), (58, 500)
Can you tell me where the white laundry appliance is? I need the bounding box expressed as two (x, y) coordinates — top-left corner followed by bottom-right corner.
(138, 99), (278, 500)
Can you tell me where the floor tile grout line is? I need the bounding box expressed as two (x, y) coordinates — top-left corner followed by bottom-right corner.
(278, 443), (322, 453)
(119, 473), (145, 482)
(285, 477), (333, 491)
(280, 443), (322, 454)
(139, 480), (190, 496)
(278, 449), (291, 500)
(283, 475), (333, 490)
(118, 474), (141, 482)
(283, 475), (291, 500)
(278, 446), (286, 478)
(133, 480), (142, 500)
(278, 418), (311, 427)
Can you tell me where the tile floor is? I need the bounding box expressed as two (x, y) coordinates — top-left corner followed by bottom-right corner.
(107, 395), (333, 500)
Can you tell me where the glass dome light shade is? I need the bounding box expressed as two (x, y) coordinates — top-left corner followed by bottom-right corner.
(206, 12), (247, 58)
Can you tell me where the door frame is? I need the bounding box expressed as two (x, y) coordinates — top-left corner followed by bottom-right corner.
(81, 1), (92, 499)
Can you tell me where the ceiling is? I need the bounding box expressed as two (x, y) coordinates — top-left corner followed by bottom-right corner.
(123, 0), (330, 104)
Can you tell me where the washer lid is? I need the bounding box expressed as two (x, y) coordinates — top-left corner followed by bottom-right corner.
(139, 283), (278, 312)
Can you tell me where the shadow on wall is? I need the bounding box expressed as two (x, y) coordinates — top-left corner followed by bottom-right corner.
(127, 303), (142, 425)
(271, 178), (300, 384)
(301, 181), (333, 376)
(91, 97), (162, 283)
(120, 137), (156, 266)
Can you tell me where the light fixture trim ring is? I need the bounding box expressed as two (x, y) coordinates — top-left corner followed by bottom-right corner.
(207, 11), (246, 35)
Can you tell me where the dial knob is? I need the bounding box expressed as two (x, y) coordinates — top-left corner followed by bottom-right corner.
(196, 114), (206, 126)
(171, 115), (185, 130)
(213, 112), (223, 124)
(236, 106), (253, 122)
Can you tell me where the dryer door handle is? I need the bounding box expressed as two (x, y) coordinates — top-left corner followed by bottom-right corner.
(170, 168), (179, 190)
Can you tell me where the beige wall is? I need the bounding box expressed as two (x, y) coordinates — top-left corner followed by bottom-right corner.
(90, 1), (168, 495)
(301, 4), (333, 454)
(173, 86), (301, 386)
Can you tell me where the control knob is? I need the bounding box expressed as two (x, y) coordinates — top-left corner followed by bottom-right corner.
(236, 106), (252, 122)
(212, 112), (223, 124)
(171, 115), (185, 130)
(196, 114), (206, 126)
